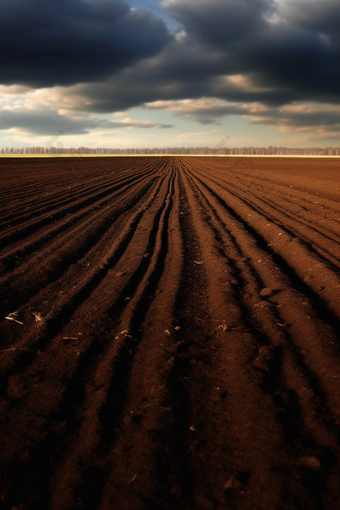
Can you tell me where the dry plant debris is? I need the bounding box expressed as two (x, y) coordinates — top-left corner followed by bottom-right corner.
(4, 312), (23, 325)
(209, 324), (228, 336)
(32, 312), (44, 323)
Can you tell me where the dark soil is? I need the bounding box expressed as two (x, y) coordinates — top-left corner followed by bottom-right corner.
(0, 156), (340, 510)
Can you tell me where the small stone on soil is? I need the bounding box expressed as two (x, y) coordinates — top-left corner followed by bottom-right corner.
(224, 475), (241, 490)
(258, 346), (273, 357)
(253, 356), (270, 372)
(299, 456), (321, 471)
(124, 415), (132, 426)
(260, 287), (273, 297)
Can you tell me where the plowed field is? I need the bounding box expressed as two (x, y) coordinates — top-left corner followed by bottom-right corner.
(1, 156), (340, 510)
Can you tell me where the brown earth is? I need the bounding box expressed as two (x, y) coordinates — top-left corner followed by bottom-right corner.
(0, 156), (340, 510)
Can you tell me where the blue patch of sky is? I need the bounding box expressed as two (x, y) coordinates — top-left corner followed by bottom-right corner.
(127, 0), (180, 31)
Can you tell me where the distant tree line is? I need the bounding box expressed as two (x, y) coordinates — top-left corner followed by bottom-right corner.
(1, 146), (340, 155)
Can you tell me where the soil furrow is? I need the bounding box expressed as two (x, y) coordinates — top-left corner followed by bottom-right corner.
(0, 171), (169, 378)
(187, 166), (340, 328)
(188, 160), (340, 270)
(0, 174), (162, 309)
(0, 163), (159, 250)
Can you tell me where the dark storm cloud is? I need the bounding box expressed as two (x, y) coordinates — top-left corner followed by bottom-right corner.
(2, 0), (340, 134)
(163, 0), (273, 46)
(233, 26), (340, 101)
(67, 32), (302, 119)
(162, 0), (340, 102)
(277, 0), (340, 35)
(63, 0), (340, 123)
(0, 109), (172, 134)
(69, 38), (229, 113)
(0, 0), (171, 87)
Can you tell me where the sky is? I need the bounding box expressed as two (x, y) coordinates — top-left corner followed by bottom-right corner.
(1, 0), (340, 149)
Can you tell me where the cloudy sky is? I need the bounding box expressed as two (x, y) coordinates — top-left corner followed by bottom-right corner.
(1, 0), (340, 149)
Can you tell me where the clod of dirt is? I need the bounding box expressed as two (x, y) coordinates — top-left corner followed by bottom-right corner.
(224, 475), (241, 490)
(115, 271), (125, 277)
(7, 375), (25, 400)
(260, 287), (273, 297)
(210, 393), (220, 403)
(124, 414), (133, 427)
(299, 456), (321, 471)
(255, 300), (271, 308)
(231, 279), (238, 285)
(258, 345), (273, 357)
(253, 356), (270, 372)
(143, 253), (150, 258)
